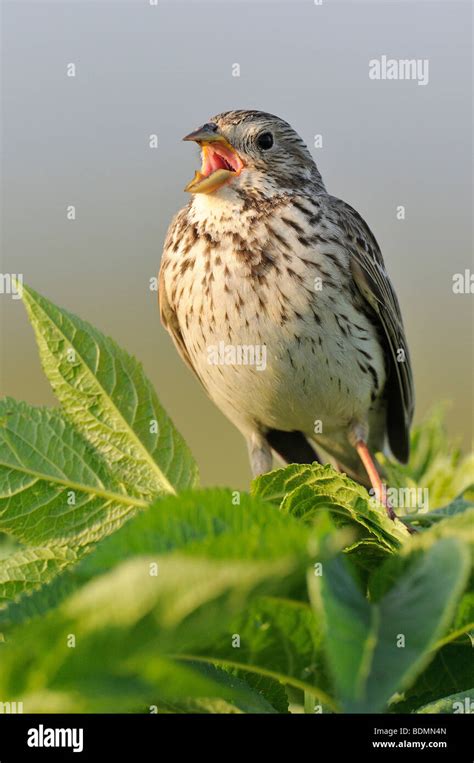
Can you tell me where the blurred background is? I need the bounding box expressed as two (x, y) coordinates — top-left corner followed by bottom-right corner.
(1, 0), (472, 489)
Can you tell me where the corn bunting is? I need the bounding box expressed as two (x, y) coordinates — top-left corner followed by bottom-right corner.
(159, 110), (414, 521)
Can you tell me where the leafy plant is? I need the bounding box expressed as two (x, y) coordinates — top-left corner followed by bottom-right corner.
(0, 285), (472, 714)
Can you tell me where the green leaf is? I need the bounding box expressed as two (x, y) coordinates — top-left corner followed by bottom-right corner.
(405, 490), (474, 529)
(0, 533), (19, 559)
(0, 555), (295, 712)
(311, 538), (470, 712)
(0, 399), (145, 549)
(20, 284), (198, 498)
(2, 659), (278, 714)
(252, 463), (408, 554)
(62, 555), (295, 647)
(142, 663), (280, 714)
(369, 509), (474, 597)
(414, 689), (474, 714)
(0, 487), (323, 627)
(392, 643), (474, 713)
(369, 510), (474, 648)
(185, 595), (336, 711)
(0, 546), (79, 604)
(0, 567), (79, 630)
(223, 669), (290, 714)
(81, 488), (321, 573)
(440, 592), (474, 646)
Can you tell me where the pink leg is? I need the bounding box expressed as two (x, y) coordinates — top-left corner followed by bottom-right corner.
(354, 439), (398, 521)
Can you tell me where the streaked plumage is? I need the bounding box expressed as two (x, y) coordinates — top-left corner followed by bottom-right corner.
(159, 110), (414, 503)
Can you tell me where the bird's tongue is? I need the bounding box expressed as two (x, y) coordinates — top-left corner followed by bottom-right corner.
(205, 150), (225, 175)
(185, 141), (243, 194)
(201, 144), (239, 177)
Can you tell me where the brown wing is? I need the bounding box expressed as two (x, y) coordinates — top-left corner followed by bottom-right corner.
(159, 273), (194, 373)
(159, 209), (203, 385)
(330, 196), (415, 463)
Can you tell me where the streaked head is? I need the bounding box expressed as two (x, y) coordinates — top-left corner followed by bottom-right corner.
(183, 110), (325, 198)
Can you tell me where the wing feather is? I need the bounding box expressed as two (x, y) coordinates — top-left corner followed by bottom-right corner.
(330, 197), (415, 462)
(159, 209), (203, 385)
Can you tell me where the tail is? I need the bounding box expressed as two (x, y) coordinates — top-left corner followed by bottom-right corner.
(265, 429), (321, 465)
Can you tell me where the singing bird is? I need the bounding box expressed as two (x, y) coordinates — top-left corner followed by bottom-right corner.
(159, 110), (414, 521)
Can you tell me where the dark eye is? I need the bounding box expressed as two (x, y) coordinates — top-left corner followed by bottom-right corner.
(256, 132), (274, 150)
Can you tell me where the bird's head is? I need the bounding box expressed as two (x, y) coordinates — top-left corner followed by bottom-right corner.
(183, 110), (325, 199)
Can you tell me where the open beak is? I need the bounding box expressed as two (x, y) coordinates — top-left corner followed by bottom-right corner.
(183, 124), (244, 194)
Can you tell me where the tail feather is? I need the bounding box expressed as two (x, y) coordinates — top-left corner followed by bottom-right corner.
(265, 429), (321, 465)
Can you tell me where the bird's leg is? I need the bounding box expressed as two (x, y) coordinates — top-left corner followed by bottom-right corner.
(353, 437), (417, 534)
(247, 432), (273, 477)
(348, 421), (399, 521)
(353, 439), (396, 521)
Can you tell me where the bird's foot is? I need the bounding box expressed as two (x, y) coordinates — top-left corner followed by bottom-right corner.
(353, 437), (418, 534)
(377, 485), (418, 535)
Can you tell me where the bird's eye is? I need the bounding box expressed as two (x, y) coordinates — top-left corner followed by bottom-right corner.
(256, 132), (274, 150)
